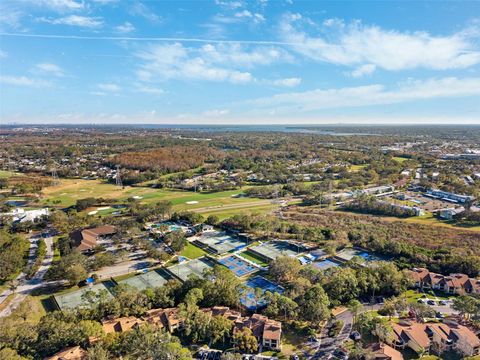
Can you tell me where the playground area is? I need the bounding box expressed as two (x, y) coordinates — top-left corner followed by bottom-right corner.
(192, 230), (247, 254)
(53, 282), (114, 311)
(218, 255), (259, 277)
(116, 269), (170, 290)
(248, 240), (304, 262)
(241, 276), (284, 310)
(167, 257), (216, 282)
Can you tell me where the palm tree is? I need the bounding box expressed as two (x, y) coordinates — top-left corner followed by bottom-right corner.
(348, 299), (363, 326)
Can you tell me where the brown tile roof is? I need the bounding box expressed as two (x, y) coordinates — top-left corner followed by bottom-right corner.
(102, 316), (143, 334)
(393, 322), (431, 349)
(368, 343), (404, 360)
(263, 319), (282, 341)
(45, 346), (87, 360)
(70, 225), (116, 251)
(451, 325), (480, 348)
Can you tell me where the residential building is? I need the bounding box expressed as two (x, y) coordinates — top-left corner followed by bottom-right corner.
(438, 207), (465, 220)
(99, 306), (282, 351)
(390, 320), (480, 357)
(102, 316), (144, 334)
(408, 268), (480, 295)
(45, 346), (87, 360)
(69, 225), (117, 252)
(367, 343), (404, 360)
(425, 189), (475, 204)
(1, 207), (49, 223)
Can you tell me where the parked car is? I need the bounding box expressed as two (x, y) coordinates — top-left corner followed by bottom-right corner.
(350, 331), (361, 341)
(436, 312), (445, 319)
(333, 348), (348, 360)
(439, 300), (448, 306)
(427, 300), (436, 305)
(417, 299), (426, 304)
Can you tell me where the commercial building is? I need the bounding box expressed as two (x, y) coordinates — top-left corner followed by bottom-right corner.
(69, 225), (117, 252)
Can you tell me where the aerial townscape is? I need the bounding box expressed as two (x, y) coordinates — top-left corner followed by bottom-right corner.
(0, 1), (480, 360)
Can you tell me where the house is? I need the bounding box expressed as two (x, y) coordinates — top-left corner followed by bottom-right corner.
(390, 320), (480, 357)
(99, 306), (282, 351)
(233, 313), (282, 351)
(438, 207), (465, 220)
(102, 316), (143, 334)
(2, 207), (49, 223)
(70, 225), (117, 252)
(45, 346), (87, 360)
(408, 268), (480, 295)
(367, 343), (404, 360)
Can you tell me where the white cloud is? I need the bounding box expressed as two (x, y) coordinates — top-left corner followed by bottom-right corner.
(0, 4), (22, 28)
(35, 63), (65, 77)
(350, 64), (376, 78)
(134, 84), (164, 94)
(215, 0), (243, 9)
(136, 42), (290, 84)
(130, 2), (161, 22)
(203, 109), (230, 117)
(250, 77), (480, 113)
(234, 10), (265, 23)
(0, 75), (51, 87)
(37, 0), (84, 11)
(280, 14), (480, 71)
(38, 15), (103, 28)
(0, 50), (7, 58)
(97, 83), (121, 92)
(115, 22), (135, 33)
(270, 77), (301, 87)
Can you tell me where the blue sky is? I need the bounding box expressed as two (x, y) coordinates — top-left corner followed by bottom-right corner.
(0, 0), (479, 124)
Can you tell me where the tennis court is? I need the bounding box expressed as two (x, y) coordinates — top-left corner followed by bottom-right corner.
(218, 255), (258, 277)
(193, 231), (247, 254)
(248, 241), (303, 262)
(53, 282), (114, 311)
(312, 259), (341, 270)
(335, 248), (383, 263)
(241, 276), (284, 310)
(116, 269), (170, 290)
(167, 256), (215, 282)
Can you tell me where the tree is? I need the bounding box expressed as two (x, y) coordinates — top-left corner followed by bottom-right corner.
(233, 328), (258, 353)
(208, 316), (233, 346)
(453, 295), (480, 320)
(299, 284), (330, 325)
(86, 344), (111, 360)
(269, 255), (301, 283)
(264, 292), (298, 320)
(0, 348), (25, 360)
(114, 324), (191, 359)
(202, 266), (244, 308)
(348, 299), (363, 325)
(165, 231), (187, 253)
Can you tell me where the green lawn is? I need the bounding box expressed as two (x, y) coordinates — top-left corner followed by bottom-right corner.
(180, 242), (207, 259)
(350, 164), (367, 172)
(0, 170), (20, 178)
(393, 156), (410, 164)
(238, 250), (269, 267)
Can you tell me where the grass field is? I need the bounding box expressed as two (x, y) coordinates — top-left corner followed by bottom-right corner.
(349, 164), (367, 172)
(40, 179), (274, 218)
(393, 156), (410, 164)
(238, 250), (269, 267)
(180, 242), (207, 259)
(0, 170), (20, 178)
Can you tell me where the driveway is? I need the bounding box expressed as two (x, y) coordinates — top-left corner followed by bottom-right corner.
(0, 236), (55, 317)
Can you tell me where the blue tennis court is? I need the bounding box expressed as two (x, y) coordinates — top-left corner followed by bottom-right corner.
(241, 276), (284, 310)
(218, 255), (258, 277)
(312, 259), (341, 270)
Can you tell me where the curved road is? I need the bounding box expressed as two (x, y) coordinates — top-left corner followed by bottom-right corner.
(0, 235), (55, 317)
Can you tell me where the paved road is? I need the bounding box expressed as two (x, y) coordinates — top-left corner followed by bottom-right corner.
(0, 236), (55, 317)
(0, 234), (38, 305)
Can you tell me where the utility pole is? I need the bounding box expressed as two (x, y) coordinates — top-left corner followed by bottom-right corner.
(116, 165), (123, 188)
(51, 166), (59, 186)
